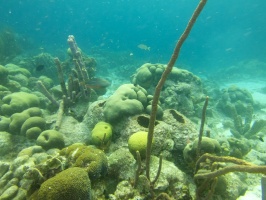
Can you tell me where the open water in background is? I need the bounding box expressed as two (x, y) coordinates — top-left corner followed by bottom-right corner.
(0, 0), (266, 75)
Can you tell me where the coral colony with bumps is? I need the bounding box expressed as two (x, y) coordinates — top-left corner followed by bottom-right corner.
(1, 1), (266, 200)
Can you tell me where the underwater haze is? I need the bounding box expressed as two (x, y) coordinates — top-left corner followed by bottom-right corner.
(1, 1), (266, 200)
(1, 0), (266, 72)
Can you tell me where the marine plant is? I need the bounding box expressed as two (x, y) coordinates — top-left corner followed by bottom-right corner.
(194, 153), (266, 199)
(144, 0), (208, 198)
(57, 36), (107, 106)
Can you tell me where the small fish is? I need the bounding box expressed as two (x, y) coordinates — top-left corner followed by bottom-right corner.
(257, 136), (264, 142)
(35, 64), (45, 71)
(256, 132), (265, 142)
(137, 44), (150, 51)
(84, 78), (111, 89)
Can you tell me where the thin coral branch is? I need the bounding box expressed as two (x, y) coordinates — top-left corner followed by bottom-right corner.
(151, 154), (163, 186)
(195, 164), (266, 180)
(55, 57), (68, 98)
(55, 100), (64, 131)
(196, 96), (209, 159)
(134, 151), (142, 188)
(194, 153), (266, 180)
(37, 80), (59, 107)
(146, 0), (208, 180)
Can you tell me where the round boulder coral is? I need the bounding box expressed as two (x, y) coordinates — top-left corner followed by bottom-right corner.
(183, 137), (221, 165)
(131, 63), (165, 89)
(9, 107), (42, 134)
(37, 167), (91, 200)
(1, 92), (40, 116)
(36, 130), (65, 150)
(21, 116), (46, 139)
(103, 84), (148, 123)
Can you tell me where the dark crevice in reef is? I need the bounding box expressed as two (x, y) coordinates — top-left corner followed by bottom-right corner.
(137, 115), (159, 128)
(169, 109), (185, 123)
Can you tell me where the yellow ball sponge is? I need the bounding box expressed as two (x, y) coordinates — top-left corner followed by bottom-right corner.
(91, 121), (112, 146)
(128, 131), (151, 158)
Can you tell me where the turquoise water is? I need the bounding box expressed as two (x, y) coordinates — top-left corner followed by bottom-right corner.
(1, 0), (265, 73)
(1, 1), (266, 199)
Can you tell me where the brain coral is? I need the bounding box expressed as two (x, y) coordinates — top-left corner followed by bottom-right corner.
(1, 92), (40, 116)
(36, 130), (65, 150)
(131, 63), (165, 89)
(9, 107), (43, 135)
(60, 143), (108, 180)
(36, 167), (91, 200)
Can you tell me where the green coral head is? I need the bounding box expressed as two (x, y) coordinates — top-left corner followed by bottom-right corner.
(60, 144), (108, 180)
(91, 121), (112, 146)
(128, 131), (153, 159)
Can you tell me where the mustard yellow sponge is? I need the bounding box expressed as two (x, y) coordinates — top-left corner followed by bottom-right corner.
(91, 121), (112, 146)
(128, 131), (151, 158)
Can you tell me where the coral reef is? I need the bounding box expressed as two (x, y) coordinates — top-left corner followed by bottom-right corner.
(60, 143), (108, 180)
(0, 146), (64, 200)
(131, 63), (165, 89)
(1, 92), (40, 116)
(103, 84), (148, 123)
(217, 85), (253, 117)
(131, 63), (205, 117)
(36, 130), (65, 150)
(128, 131), (150, 158)
(35, 167), (91, 200)
(108, 148), (136, 181)
(21, 116), (46, 139)
(227, 137), (251, 158)
(8, 107), (44, 136)
(1, 9), (265, 199)
(183, 137), (221, 166)
(91, 121), (113, 147)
